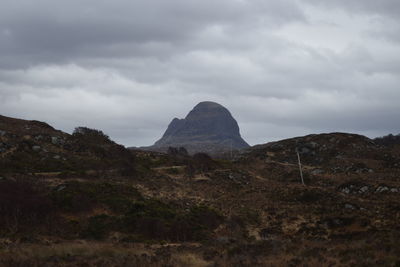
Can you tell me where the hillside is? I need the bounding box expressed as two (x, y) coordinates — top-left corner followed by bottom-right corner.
(0, 115), (135, 176)
(374, 133), (400, 147)
(0, 116), (399, 266)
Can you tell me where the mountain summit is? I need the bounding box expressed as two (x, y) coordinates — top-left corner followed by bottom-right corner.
(151, 101), (249, 154)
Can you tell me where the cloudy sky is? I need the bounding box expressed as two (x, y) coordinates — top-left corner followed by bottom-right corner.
(1, 0), (399, 146)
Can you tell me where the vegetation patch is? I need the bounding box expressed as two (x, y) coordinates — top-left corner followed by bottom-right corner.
(121, 201), (223, 242)
(51, 181), (143, 213)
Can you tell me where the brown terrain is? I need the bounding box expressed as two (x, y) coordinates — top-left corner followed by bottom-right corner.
(0, 114), (400, 266)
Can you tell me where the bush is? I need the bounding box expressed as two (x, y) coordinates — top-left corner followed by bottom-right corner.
(237, 208), (261, 225)
(186, 153), (219, 177)
(51, 181), (143, 213)
(167, 147), (189, 157)
(0, 179), (55, 235)
(166, 167), (182, 175)
(81, 214), (115, 240)
(374, 133), (400, 147)
(72, 127), (110, 143)
(69, 127), (137, 175)
(121, 201), (223, 242)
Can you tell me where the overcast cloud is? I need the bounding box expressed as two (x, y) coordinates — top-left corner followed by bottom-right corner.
(1, 0), (399, 146)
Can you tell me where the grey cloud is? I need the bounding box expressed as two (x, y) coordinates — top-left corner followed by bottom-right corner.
(301, 0), (400, 46)
(0, 0), (399, 146)
(0, 0), (304, 69)
(302, 0), (400, 19)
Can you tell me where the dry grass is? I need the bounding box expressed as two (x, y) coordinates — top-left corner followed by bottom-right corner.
(171, 253), (210, 267)
(0, 241), (214, 267)
(0, 241), (145, 259)
(0, 241), (151, 267)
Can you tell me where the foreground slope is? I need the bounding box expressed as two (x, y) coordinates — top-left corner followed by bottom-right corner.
(0, 115), (399, 266)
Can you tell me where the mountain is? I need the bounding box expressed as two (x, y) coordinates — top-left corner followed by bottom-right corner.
(148, 101), (249, 154)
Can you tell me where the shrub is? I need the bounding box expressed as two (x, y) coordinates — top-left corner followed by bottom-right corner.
(166, 167), (181, 175)
(186, 153), (219, 176)
(72, 127), (110, 143)
(167, 147), (189, 157)
(374, 133), (400, 147)
(237, 208), (261, 225)
(69, 127), (137, 175)
(0, 179), (55, 235)
(121, 201), (223, 242)
(81, 214), (116, 240)
(51, 181), (142, 213)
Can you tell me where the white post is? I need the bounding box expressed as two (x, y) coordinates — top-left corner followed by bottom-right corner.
(230, 140), (233, 160)
(296, 148), (305, 186)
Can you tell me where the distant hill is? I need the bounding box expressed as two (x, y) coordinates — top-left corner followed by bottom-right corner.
(242, 132), (400, 172)
(0, 115), (135, 176)
(143, 101), (249, 154)
(374, 133), (400, 147)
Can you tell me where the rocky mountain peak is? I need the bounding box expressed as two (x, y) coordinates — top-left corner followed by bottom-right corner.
(152, 101), (249, 154)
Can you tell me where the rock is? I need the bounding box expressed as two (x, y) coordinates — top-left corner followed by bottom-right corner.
(339, 183), (371, 195)
(359, 186), (369, 194)
(0, 130), (6, 136)
(339, 184), (356, 194)
(390, 188), (399, 193)
(52, 136), (65, 146)
(35, 135), (44, 141)
(376, 185), (390, 193)
(150, 101), (249, 154)
(32, 145), (41, 152)
(56, 185), (66, 191)
(311, 169), (324, 175)
(51, 136), (63, 145)
(340, 187), (351, 194)
(344, 204), (356, 210)
(53, 155), (61, 160)
(228, 172), (244, 182)
(355, 168), (372, 174)
(309, 142), (318, 148)
(0, 142), (7, 153)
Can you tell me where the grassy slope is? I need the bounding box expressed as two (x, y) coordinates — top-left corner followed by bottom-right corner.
(1, 116), (400, 266)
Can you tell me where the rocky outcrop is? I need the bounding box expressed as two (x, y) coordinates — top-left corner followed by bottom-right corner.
(240, 132), (400, 182)
(0, 114), (135, 175)
(150, 101), (249, 154)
